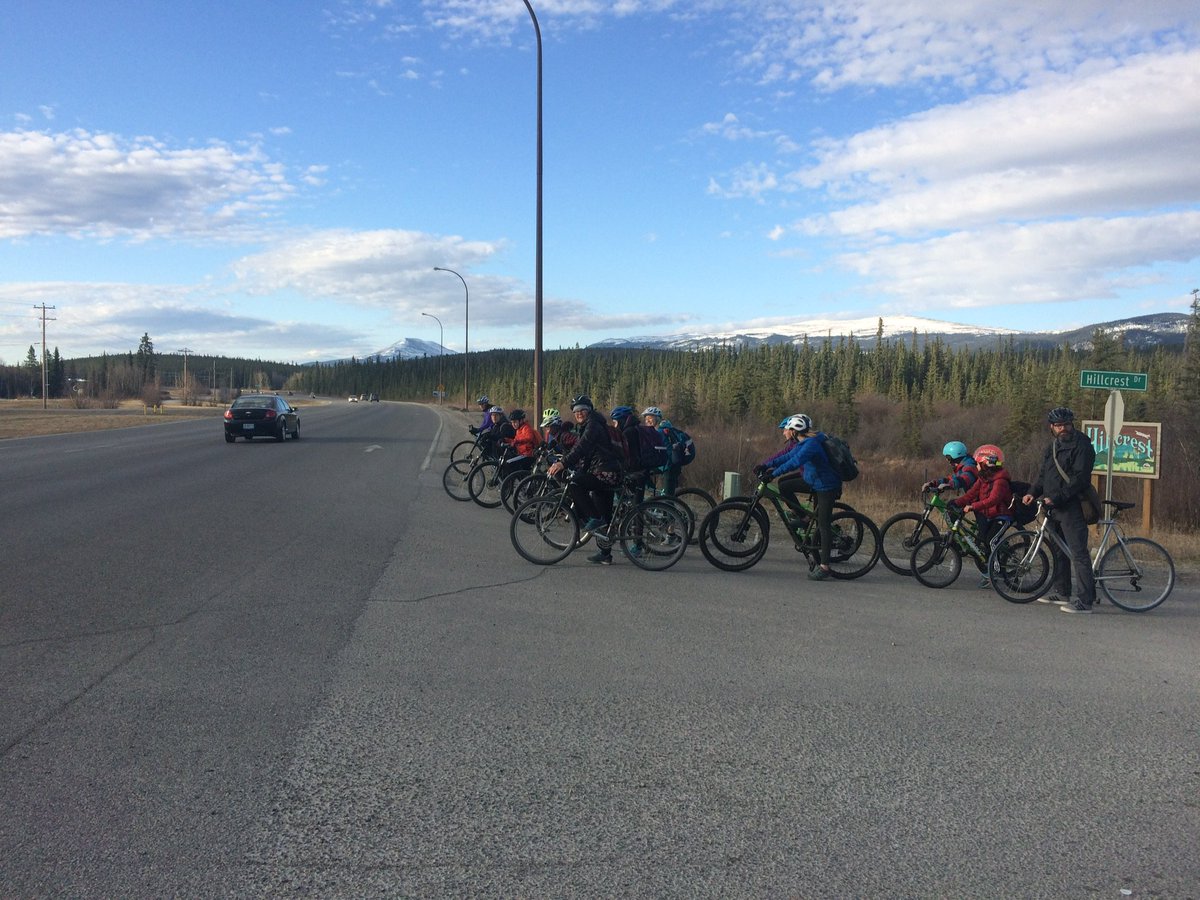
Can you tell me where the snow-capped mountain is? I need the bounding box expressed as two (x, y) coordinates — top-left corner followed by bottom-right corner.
(589, 313), (1190, 353)
(370, 337), (451, 360)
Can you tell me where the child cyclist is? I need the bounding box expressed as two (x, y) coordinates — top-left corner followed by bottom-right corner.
(948, 444), (1012, 587)
(922, 441), (979, 494)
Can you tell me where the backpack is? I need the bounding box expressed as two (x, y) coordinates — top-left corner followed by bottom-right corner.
(632, 424), (668, 470)
(823, 434), (859, 481)
(1006, 480), (1037, 526)
(605, 422), (630, 470)
(661, 425), (696, 468)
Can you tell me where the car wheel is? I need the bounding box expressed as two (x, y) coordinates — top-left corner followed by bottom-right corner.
(224, 432), (236, 443)
(275, 422), (286, 442)
(290, 421), (300, 440)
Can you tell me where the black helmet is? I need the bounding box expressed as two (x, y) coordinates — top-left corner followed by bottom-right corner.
(1047, 406), (1075, 424)
(509, 408), (526, 421)
(571, 394), (593, 412)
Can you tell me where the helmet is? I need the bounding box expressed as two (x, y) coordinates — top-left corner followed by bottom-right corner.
(1047, 406), (1075, 424)
(544, 416), (562, 429)
(487, 405), (503, 415)
(610, 405), (634, 422)
(780, 413), (812, 434)
(540, 406), (560, 426)
(942, 441), (969, 462)
(973, 444), (1004, 468)
(571, 394), (593, 412)
(509, 408), (526, 421)
(475, 395), (490, 406)
(641, 406), (664, 419)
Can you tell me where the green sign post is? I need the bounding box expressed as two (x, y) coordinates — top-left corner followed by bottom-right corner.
(1079, 370), (1147, 391)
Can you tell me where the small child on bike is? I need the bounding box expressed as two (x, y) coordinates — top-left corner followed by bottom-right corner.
(922, 441), (979, 494)
(949, 444), (1012, 585)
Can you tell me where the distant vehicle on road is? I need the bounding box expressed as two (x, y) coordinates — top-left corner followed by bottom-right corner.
(348, 395), (359, 403)
(369, 393), (379, 402)
(223, 394), (300, 443)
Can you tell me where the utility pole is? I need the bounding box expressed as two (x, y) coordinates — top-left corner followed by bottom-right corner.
(34, 304), (56, 409)
(176, 348), (193, 406)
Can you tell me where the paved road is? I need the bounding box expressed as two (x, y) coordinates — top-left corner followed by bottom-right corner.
(1, 402), (1197, 897)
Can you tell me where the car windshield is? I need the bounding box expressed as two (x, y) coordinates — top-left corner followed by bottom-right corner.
(234, 397), (273, 409)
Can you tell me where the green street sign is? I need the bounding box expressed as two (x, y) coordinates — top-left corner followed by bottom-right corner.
(1079, 370), (1147, 391)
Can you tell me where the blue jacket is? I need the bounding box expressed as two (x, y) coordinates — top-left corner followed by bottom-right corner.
(771, 432), (842, 492)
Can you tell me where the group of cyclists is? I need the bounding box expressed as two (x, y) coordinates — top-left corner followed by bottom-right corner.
(460, 395), (1101, 608)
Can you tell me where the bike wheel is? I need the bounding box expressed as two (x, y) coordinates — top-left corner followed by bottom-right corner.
(826, 511), (881, 579)
(878, 512), (938, 576)
(698, 500), (770, 572)
(513, 473), (551, 508)
(510, 496), (579, 565)
(441, 459), (474, 501)
(500, 470), (529, 513)
(468, 461), (504, 508)
(450, 439), (477, 463)
(988, 531), (1053, 603)
(620, 499), (689, 571)
(1097, 537), (1175, 612)
(673, 487), (716, 545)
(910, 536), (961, 588)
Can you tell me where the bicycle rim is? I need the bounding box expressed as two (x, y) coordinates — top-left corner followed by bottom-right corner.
(450, 439), (477, 463)
(469, 462), (504, 508)
(442, 459), (474, 501)
(621, 499), (689, 571)
(1097, 537), (1175, 612)
(826, 511), (880, 579)
(698, 501), (769, 572)
(988, 532), (1052, 603)
(510, 496), (579, 565)
(879, 512), (938, 576)
(910, 536), (961, 588)
(673, 487), (716, 545)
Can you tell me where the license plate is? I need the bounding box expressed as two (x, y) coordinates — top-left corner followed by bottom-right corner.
(242, 423), (255, 430)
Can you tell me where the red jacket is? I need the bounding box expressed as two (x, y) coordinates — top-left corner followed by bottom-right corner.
(505, 421), (542, 458)
(951, 467), (1012, 519)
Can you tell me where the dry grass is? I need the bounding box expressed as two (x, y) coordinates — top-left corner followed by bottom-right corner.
(0, 399), (221, 440)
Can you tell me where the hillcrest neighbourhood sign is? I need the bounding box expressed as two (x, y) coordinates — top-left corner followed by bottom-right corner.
(1079, 370), (1148, 391)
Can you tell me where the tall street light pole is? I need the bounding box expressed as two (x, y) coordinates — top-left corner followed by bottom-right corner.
(520, 0), (545, 425)
(433, 266), (469, 409)
(421, 312), (444, 405)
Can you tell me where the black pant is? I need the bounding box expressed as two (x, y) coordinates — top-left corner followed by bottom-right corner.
(566, 471), (616, 523)
(1049, 502), (1095, 605)
(778, 474), (840, 567)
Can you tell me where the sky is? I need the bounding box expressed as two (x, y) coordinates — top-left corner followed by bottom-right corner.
(1, 0), (1198, 365)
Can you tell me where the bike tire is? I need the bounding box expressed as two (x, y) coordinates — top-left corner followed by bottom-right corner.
(1097, 537), (1175, 612)
(987, 531), (1054, 603)
(673, 487), (716, 545)
(620, 499), (690, 572)
(879, 512), (939, 576)
(698, 500), (770, 572)
(510, 496), (579, 565)
(450, 439), (478, 463)
(910, 536), (962, 588)
(468, 461), (504, 508)
(442, 459), (474, 501)
(825, 510), (881, 579)
(500, 469), (530, 513)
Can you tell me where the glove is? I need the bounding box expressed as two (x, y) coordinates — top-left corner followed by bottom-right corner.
(752, 464), (764, 476)
(469, 425), (479, 435)
(921, 480), (935, 492)
(761, 468), (775, 482)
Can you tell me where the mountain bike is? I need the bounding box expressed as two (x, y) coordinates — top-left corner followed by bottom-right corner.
(466, 446), (516, 508)
(908, 508), (1027, 589)
(450, 429), (487, 463)
(697, 475), (880, 578)
(988, 499), (1175, 611)
(499, 445), (558, 513)
(510, 471), (689, 571)
(878, 487), (960, 575)
(442, 442), (504, 502)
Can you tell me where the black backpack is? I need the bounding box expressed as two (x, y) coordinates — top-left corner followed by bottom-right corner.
(1007, 480), (1037, 526)
(824, 434), (859, 481)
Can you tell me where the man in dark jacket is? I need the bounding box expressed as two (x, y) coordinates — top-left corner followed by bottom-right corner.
(1021, 406), (1097, 613)
(547, 395), (624, 563)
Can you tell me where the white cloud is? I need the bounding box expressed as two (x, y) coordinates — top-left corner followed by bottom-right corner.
(0, 129), (295, 240)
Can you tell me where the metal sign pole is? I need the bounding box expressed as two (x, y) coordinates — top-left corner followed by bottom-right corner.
(1103, 389), (1124, 502)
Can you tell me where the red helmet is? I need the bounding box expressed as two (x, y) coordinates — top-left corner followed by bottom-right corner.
(973, 444), (1004, 468)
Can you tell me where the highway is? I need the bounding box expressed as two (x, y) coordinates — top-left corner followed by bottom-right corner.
(1, 400), (1197, 897)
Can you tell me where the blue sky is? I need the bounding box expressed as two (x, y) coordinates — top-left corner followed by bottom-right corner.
(1, 0), (1197, 364)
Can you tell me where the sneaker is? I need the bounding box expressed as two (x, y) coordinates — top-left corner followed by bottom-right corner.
(587, 549), (613, 565)
(808, 567), (831, 581)
(581, 517), (608, 533)
(977, 576), (991, 589)
(1035, 593), (1069, 605)
(1061, 600), (1093, 614)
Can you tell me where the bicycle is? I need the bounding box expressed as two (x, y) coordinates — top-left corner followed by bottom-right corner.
(466, 446), (516, 508)
(450, 429), (487, 463)
(697, 474), (880, 578)
(499, 445), (558, 513)
(441, 442), (505, 502)
(988, 499), (1176, 611)
(642, 470), (716, 545)
(878, 487), (960, 576)
(908, 507), (1026, 589)
(510, 471), (689, 571)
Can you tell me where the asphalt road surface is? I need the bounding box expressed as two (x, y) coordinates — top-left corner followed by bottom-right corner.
(2, 401), (1197, 898)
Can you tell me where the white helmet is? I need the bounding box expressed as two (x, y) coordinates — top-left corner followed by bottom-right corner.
(780, 413), (812, 434)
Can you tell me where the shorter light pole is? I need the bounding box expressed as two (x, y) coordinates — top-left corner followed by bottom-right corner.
(433, 267), (469, 409)
(421, 313), (444, 404)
